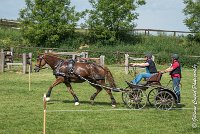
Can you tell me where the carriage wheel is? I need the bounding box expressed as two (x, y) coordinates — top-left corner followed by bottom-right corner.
(121, 87), (131, 104)
(125, 89), (147, 109)
(154, 91), (175, 110)
(147, 88), (159, 106)
(122, 92), (128, 104)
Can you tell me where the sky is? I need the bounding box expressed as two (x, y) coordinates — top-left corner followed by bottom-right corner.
(0, 0), (189, 31)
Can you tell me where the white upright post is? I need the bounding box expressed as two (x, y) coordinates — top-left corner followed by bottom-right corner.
(152, 55), (155, 61)
(0, 52), (5, 72)
(125, 54), (129, 74)
(43, 94), (47, 134)
(22, 53), (27, 74)
(28, 53), (32, 73)
(100, 55), (105, 66)
(29, 65), (31, 91)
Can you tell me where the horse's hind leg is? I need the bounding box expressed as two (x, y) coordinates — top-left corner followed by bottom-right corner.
(104, 88), (117, 107)
(96, 79), (116, 107)
(89, 84), (103, 105)
(64, 83), (80, 106)
(46, 76), (64, 101)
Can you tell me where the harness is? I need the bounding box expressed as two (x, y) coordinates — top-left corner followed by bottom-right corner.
(53, 60), (105, 83)
(53, 59), (75, 80)
(42, 57), (122, 92)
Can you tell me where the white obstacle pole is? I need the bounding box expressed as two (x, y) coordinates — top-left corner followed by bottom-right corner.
(43, 94), (47, 134)
(28, 64), (31, 91)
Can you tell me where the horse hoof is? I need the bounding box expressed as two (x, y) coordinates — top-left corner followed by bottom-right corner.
(90, 100), (94, 105)
(112, 105), (116, 108)
(46, 97), (50, 102)
(75, 102), (80, 106)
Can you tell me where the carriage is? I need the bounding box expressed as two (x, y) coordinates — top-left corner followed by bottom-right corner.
(35, 53), (179, 110)
(121, 72), (179, 110)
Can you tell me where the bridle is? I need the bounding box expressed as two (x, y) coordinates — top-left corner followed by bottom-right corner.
(35, 55), (46, 71)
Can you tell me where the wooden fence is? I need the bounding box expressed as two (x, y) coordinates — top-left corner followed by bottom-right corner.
(0, 19), (19, 27)
(0, 19), (196, 36)
(125, 54), (155, 74)
(132, 29), (196, 36)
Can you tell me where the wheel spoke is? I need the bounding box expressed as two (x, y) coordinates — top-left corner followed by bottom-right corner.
(148, 88), (158, 106)
(165, 94), (171, 100)
(166, 102), (172, 108)
(124, 89), (147, 109)
(155, 91), (175, 110)
(160, 92), (164, 99)
(157, 102), (162, 109)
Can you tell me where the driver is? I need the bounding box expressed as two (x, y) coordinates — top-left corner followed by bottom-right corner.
(129, 52), (157, 85)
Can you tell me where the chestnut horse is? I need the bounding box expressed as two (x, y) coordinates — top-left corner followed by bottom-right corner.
(34, 53), (117, 107)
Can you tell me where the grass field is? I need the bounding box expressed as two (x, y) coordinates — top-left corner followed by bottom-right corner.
(0, 65), (199, 134)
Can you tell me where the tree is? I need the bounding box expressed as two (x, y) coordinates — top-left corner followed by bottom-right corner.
(183, 0), (200, 42)
(19, 0), (80, 47)
(85, 0), (145, 43)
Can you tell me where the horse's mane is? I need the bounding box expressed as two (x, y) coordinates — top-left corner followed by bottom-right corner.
(44, 52), (63, 60)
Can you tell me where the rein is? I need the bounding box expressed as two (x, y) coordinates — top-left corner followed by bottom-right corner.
(72, 71), (124, 92)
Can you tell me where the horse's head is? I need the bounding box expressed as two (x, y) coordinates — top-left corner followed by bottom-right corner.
(34, 54), (47, 72)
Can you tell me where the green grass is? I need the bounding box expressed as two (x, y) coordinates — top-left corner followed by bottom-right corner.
(1, 25), (200, 66)
(0, 65), (199, 134)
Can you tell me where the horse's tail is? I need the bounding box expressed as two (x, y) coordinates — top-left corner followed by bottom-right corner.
(104, 67), (116, 88)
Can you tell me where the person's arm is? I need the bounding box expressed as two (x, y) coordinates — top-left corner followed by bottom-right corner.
(162, 67), (173, 73)
(130, 62), (149, 67)
(162, 62), (180, 73)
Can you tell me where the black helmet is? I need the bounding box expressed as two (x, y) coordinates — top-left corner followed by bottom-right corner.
(171, 54), (179, 60)
(144, 52), (152, 59)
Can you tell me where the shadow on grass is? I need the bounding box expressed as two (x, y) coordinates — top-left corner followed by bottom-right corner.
(176, 104), (186, 108)
(63, 100), (112, 106)
(47, 99), (112, 106)
(47, 100), (187, 110)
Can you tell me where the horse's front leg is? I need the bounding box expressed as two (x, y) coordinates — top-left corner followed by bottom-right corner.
(64, 83), (80, 106)
(46, 76), (65, 101)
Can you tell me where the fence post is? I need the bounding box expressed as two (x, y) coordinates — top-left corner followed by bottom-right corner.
(28, 53), (32, 73)
(44, 50), (49, 68)
(125, 54), (129, 74)
(0, 52), (5, 72)
(173, 32), (176, 37)
(81, 52), (88, 58)
(22, 53), (27, 74)
(10, 47), (14, 63)
(85, 52), (88, 58)
(152, 55), (155, 61)
(100, 55), (105, 66)
(72, 54), (76, 60)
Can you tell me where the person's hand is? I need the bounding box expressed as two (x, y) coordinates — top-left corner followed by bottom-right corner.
(129, 63), (137, 67)
(160, 71), (165, 74)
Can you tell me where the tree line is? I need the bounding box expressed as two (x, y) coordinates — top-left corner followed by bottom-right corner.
(19, 0), (200, 47)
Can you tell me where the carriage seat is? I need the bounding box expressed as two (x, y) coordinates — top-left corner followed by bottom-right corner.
(146, 72), (162, 86)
